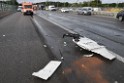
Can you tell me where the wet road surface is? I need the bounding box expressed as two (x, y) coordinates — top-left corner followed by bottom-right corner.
(33, 11), (124, 83)
(0, 12), (124, 83)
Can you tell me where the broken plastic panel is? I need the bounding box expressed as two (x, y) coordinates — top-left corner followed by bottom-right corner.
(73, 37), (116, 60)
(32, 60), (61, 80)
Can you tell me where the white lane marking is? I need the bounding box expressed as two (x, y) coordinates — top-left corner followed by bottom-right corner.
(33, 15), (124, 63)
(37, 14), (75, 34)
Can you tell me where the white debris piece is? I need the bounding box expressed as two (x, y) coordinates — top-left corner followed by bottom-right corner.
(3, 35), (5, 37)
(73, 37), (116, 60)
(61, 57), (64, 60)
(64, 42), (67, 46)
(43, 45), (47, 47)
(32, 60), (61, 80)
(114, 81), (118, 83)
(83, 54), (93, 58)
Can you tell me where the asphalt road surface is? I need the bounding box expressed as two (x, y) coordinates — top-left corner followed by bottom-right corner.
(0, 11), (124, 83)
(0, 13), (65, 83)
(34, 11), (124, 83)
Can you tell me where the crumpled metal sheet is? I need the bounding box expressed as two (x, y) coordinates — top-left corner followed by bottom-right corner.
(73, 37), (116, 60)
(32, 60), (61, 80)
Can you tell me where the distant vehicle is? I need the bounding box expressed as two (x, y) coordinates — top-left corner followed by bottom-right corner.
(17, 6), (22, 12)
(68, 8), (73, 12)
(40, 4), (45, 10)
(22, 2), (34, 16)
(93, 7), (101, 12)
(83, 7), (93, 12)
(77, 8), (92, 15)
(116, 10), (124, 21)
(60, 8), (69, 13)
(48, 5), (57, 11)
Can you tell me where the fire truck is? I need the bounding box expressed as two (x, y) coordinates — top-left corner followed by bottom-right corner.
(22, 2), (33, 16)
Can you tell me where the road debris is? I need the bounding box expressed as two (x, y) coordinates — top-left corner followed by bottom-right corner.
(62, 71), (65, 74)
(63, 33), (116, 60)
(59, 49), (64, 60)
(83, 54), (94, 58)
(114, 81), (118, 83)
(43, 45), (47, 47)
(61, 57), (64, 60)
(32, 60), (61, 80)
(64, 42), (67, 46)
(3, 35), (5, 37)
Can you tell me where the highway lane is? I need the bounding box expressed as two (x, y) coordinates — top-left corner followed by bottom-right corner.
(36, 11), (124, 59)
(0, 13), (65, 83)
(33, 11), (124, 83)
(0, 11), (124, 83)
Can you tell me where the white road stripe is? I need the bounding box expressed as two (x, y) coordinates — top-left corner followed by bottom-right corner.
(37, 14), (75, 34)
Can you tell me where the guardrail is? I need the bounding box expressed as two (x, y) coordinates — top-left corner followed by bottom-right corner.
(0, 2), (16, 18)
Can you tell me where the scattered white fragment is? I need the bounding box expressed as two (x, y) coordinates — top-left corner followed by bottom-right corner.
(64, 42), (66, 43)
(64, 42), (67, 46)
(62, 71), (64, 74)
(32, 60), (61, 80)
(61, 57), (64, 60)
(3, 35), (5, 37)
(73, 37), (116, 60)
(43, 45), (47, 47)
(83, 54), (93, 58)
(114, 81), (118, 83)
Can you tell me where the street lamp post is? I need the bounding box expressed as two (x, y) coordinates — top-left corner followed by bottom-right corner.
(0, 1), (1, 11)
(56, 1), (59, 8)
(97, 0), (98, 7)
(45, 0), (48, 6)
(88, 0), (92, 7)
(116, 0), (119, 8)
(3, 0), (5, 11)
(116, 0), (121, 8)
(88, 0), (90, 6)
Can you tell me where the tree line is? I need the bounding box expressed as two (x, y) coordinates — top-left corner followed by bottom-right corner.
(2, 0), (123, 7)
(38, 0), (124, 8)
(0, 0), (18, 5)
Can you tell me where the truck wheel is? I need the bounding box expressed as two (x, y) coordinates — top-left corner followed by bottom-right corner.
(31, 13), (33, 17)
(23, 13), (25, 15)
(118, 16), (123, 21)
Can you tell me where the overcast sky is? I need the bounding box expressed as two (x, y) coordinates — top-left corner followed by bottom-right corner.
(17, 0), (124, 3)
